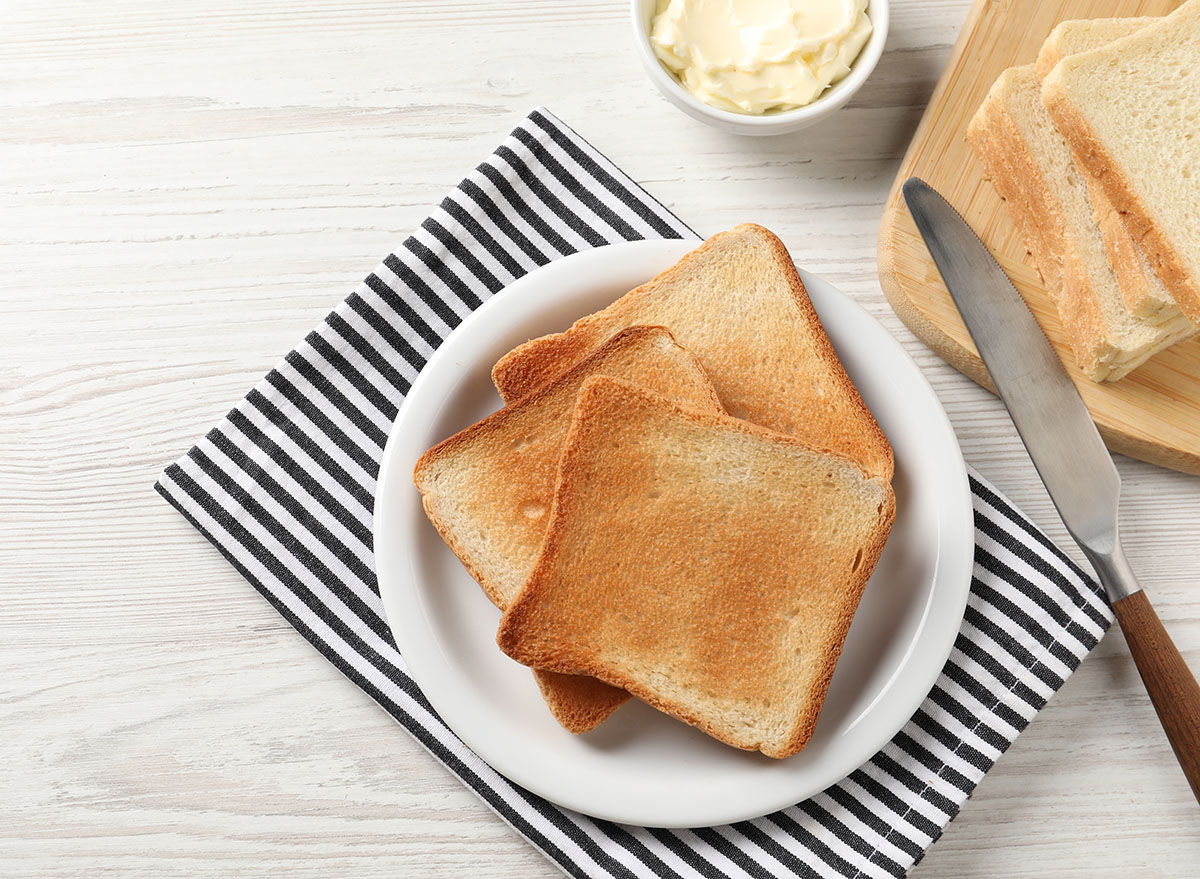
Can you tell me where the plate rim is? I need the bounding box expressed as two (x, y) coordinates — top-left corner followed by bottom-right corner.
(374, 239), (973, 826)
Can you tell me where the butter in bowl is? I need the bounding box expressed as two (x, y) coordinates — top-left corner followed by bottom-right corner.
(631, 0), (888, 135)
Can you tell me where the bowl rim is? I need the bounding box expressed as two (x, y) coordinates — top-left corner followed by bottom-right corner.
(630, 0), (890, 130)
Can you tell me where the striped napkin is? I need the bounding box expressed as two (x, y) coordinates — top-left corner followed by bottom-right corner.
(156, 108), (1113, 878)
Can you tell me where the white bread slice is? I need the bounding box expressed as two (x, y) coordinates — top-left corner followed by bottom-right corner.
(414, 326), (724, 733)
(1042, 0), (1200, 322)
(1035, 18), (1151, 79)
(1036, 16), (1183, 326)
(491, 224), (894, 481)
(966, 65), (1196, 380)
(496, 376), (895, 759)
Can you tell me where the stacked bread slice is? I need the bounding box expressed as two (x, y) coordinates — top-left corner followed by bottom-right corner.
(414, 224), (896, 757)
(966, 0), (1200, 381)
(414, 325), (724, 732)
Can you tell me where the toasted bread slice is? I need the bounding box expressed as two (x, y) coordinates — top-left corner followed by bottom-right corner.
(1042, 0), (1200, 321)
(414, 326), (724, 732)
(966, 65), (1195, 380)
(1035, 16), (1183, 326)
(490, 224), (893, 480)
(496, 377), (896, 759)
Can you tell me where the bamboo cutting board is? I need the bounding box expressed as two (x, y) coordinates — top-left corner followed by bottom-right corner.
(877, 0), (1200, 474)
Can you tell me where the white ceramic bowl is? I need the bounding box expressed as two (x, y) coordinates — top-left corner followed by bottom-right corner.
(631, 0), (889, 136)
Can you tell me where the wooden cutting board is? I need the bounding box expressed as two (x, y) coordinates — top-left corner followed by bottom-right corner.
(877, 0), (1200, 475)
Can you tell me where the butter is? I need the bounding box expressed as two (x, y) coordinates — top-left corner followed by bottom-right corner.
(650, 0), (873, 115)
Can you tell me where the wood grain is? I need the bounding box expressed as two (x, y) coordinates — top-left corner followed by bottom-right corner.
(4, 0), (1200, 876)
(876, 0), (1200, 474)
(1112, 589), (1200, 804)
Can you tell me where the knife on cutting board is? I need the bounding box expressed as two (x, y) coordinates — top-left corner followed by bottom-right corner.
(902, 176), (1200, 804)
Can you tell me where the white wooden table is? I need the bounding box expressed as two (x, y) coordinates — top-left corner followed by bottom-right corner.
(4, 1), (1199, 875)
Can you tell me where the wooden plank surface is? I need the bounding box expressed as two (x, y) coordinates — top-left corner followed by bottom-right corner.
(877, 0), (1200, 474)
(4, 0), (1200, 876)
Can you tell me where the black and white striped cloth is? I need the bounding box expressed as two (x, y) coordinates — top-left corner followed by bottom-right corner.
(157, 108), (1113, 878)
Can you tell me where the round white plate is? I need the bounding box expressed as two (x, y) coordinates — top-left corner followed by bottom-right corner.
(374, 239), (972, 828)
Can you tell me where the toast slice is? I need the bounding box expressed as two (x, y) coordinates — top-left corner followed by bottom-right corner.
(496, 376), (896, 759)
(966, 65), (1195, 380)
(490, 224), (894, 480)
(1035, 16), (1183, 326)
(1042, 0), (1200, 322)
(414, 326), (724, 732)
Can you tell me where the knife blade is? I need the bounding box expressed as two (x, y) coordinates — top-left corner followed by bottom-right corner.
(902, 176), (1200, 804)
(902, 177), (1119, 556)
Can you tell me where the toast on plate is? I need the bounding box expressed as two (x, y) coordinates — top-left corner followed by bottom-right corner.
(490, 224), (894, 480)
(414, 325), (724, 732)
(496, 376), (896, 758)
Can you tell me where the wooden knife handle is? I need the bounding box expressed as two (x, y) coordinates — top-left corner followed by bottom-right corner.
(1112, 589), (1200, 804)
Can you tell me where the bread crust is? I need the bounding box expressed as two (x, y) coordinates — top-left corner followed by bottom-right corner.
(490, 224), (894, 481)
(530, 669), (633, 734)
(497, 376), (896, 759)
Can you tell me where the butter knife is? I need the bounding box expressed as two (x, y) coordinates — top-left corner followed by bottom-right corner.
(902, 176), (1200, 803)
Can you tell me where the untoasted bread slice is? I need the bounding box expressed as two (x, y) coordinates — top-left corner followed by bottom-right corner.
(1035, 17), (1150, 79)
(414, 326), (724, 732)
(496, 376), (896, 759)
(491, 224), (894, 480)
(966, 65), (1195, 380)
(1035, 16), (1182, 326)
(1042, 0), (1200, 321)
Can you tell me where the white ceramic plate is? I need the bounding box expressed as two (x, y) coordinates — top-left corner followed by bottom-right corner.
(374, 240), (972, 828)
